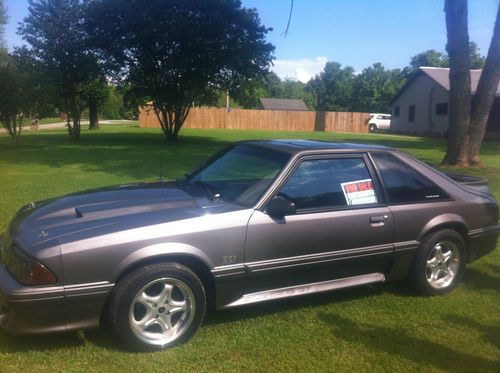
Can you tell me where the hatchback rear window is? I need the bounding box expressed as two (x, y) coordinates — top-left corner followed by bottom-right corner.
(371, 152), (449, 204)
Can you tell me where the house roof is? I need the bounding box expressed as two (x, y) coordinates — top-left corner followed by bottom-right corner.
(259, 98), (309, 111)
(390, 67), (500, 105)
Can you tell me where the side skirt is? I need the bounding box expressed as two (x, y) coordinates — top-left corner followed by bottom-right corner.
(223, 272), (385, 308)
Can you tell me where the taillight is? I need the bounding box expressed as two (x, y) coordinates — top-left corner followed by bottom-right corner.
(6, 247), (58, 286)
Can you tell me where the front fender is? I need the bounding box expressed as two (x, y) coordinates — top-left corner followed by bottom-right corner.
(111, 242), (214, 281)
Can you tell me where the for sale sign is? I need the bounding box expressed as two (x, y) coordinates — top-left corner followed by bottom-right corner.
(340, 179), (377, 205)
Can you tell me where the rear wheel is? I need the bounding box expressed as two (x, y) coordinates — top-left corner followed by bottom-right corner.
(109, 262), (206, 351)
(411, 229), (465, 295)
(369, 123), (377, 132)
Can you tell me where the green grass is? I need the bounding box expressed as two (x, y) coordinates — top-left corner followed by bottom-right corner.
(0, 124), (499, 372)
(37, 117), (64, 125)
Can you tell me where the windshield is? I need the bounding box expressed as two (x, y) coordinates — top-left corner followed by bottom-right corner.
(183, 144), (291, 207)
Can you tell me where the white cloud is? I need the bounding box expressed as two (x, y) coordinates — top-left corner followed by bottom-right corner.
(271, 56), (328, 83)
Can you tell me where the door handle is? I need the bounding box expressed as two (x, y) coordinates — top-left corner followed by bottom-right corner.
(370, 215), (389, 226)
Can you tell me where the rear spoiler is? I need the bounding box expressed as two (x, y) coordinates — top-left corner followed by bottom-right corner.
(445, 173), (488, 187)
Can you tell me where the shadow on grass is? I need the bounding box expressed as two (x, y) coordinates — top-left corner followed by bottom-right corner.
(318, 312), (500, 371)
(0, 328), (124, 354)
(462, 266), (500, 293)
(444, 314), (500, 349)
(1, 128), (498, 183)
(0, 330), (85, 353)
(0, 131), (232, 181)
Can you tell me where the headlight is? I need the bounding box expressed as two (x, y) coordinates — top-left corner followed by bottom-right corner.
(5, 246), (57, 286)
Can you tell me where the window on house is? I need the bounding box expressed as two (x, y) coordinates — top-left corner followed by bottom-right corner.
(408, 105), (416, 122)
(394, 106), (400, 117)
(435, 103), (448, 116)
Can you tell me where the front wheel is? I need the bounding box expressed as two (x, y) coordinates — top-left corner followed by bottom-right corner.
(109, 262), (206, 351)
(368, 123), (377, 132)
(410, 229), (466, 296)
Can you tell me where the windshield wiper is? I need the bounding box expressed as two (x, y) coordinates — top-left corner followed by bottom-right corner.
(193, 181), (221, 201)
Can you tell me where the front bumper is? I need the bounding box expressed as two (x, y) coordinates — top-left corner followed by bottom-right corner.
(468, 224), (500, 262)
(0, 262), (67, 334)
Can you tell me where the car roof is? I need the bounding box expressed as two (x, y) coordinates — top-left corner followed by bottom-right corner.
(239, 139), (392, 155)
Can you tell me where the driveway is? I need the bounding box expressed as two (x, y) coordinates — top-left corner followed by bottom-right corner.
(0, 120), (134, 133)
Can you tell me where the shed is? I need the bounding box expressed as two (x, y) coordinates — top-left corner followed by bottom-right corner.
(259, 98), (309, 111)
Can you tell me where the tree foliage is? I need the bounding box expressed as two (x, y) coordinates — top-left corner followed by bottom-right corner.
(19, 0), (101, 141)
(468, 41), (486, 69)
(304, 62), (405, 113)
(0, 52), (36, 144)
(88, 0), (274, 141)
(231, 72), (315, 110)
(410, 50), (449, 70)
(351, 63), (405, 113)
(81, 79), (109, 130)
(0, 0), (7, 48)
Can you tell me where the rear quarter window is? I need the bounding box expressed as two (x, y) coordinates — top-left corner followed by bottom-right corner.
(371, 152), (449, 204)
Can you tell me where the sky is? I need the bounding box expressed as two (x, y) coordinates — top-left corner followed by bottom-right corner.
(3, 0), (499, 83)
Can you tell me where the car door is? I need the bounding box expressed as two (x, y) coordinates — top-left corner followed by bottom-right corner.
(244, 154), (394, 293)
(377, 115), (390, 130)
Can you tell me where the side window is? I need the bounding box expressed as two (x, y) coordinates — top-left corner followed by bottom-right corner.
(435, 103), (448, 116)
(408, 105), (416, 122)
(371, 152), (449, 204)
(279, 158), (378, 210)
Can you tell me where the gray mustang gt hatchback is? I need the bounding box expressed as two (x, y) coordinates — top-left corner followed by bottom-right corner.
(0, 140), (498, 351)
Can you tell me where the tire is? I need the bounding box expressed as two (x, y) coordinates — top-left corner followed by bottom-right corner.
(109, 262), (206, 351)
(410, 229), (466, 296)
(369, 123), (377, 132)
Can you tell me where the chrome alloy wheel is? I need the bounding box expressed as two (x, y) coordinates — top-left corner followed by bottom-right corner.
(129, 277), (195, 346)
(425, 241), (460, 289)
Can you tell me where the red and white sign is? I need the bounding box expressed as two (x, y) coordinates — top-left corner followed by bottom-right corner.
(340, 179), (377, 205)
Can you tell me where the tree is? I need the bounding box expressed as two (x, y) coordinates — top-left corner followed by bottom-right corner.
(231, 72), (315, 110)
(281, 79), (316, 110)
(444, 0), (500, 166)
(468, 41), (486, 69)
(409, 49), (449, 70)
(0, 52), (35, 145)
(13, 46), (59, 119)
(352, 63), (405, 113)
(19, 0), (101, 141)
(0, 0), (7, 48)
(88, 0), (274, 141)
(231, 76), (271, 109)
(306, 62), (355, 111)
(81, 79), (109, 129)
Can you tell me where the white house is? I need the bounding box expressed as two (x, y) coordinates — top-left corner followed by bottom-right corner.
(390, 67), (500, 134)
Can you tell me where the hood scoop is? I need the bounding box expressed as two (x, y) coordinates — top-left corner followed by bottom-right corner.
(73, 198), (197, 220)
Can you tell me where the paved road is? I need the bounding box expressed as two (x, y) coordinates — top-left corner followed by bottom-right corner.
(0, 120), (134, 134)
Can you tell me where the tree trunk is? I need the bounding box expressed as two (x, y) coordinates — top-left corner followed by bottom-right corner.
(467, 4), (500, 165)
(443, 0), (471, 166)
(69, 100), (81, 141)
(88, 98), (99, 130)
(153, 102), (190, 142)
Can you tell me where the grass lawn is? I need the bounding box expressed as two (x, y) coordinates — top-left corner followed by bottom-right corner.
(0, 124), (499, 372)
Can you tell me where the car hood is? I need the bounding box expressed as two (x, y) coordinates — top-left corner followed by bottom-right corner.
(9, 181), (243, 252)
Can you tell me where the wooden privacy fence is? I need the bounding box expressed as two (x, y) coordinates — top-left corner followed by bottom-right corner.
(139, 106), (370, 133)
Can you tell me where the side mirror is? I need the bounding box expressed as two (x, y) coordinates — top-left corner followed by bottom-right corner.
(265, 196), (296, 217)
